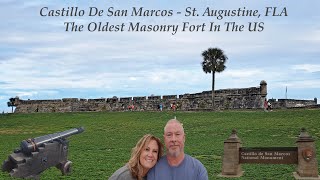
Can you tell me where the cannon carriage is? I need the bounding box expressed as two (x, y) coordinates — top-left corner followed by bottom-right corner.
(2, 127), (84, 179)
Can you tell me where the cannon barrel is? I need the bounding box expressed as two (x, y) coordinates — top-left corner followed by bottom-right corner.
(20, 127), (84, 154)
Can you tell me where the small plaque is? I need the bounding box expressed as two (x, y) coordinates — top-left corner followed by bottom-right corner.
(239, 147), (298, 164)
(302, 148), (313, 162)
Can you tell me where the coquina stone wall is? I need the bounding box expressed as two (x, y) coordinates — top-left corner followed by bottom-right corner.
(10, 80), (317, 113)
(269, 98), (317, 109)
(11, 81), (269, 113)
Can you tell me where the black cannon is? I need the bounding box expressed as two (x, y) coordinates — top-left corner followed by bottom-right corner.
(2, 127), (84, 179)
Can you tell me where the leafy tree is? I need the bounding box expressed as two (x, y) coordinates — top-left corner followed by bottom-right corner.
(201, 47), (227, 109)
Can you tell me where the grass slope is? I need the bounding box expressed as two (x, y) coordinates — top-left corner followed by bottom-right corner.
(0, 109), (319, 179)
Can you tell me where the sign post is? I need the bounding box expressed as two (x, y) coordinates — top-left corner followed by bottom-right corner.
(219, 129), (243, 177)
(219, 128), (320, 179)
(294, 128), (319, 179)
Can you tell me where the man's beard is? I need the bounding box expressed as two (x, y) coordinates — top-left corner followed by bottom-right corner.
(167, 148), (182, 157)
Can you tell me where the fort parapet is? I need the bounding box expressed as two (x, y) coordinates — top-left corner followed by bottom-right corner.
(10, 81), (317, 113)
(269, 98), (317, 109)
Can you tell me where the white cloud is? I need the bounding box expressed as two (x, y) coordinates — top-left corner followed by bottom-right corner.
(222, 69), (264, 78)
(299, 30), (320, 43)
(291, 64), (320, 73)
(21, 1), (48, 8)
(129, 77), (137, 81)
(273, 79), (320, 89)
(12, 91), (39, 97)
(0, 32), (68, 44)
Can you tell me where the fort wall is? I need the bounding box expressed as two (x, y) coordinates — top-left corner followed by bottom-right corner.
(10, 81), (317, 113)
(269, 98), (317, 109)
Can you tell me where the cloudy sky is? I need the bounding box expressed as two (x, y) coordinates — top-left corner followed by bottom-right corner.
(1, 0), (319, 112)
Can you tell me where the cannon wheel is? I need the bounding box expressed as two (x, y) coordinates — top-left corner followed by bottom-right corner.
(2, 160), (13, 172)
(60, 161), (72, 175)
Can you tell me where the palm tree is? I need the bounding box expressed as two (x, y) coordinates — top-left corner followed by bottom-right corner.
(201, 47), (227, 109)
(7, 97), (16, 113)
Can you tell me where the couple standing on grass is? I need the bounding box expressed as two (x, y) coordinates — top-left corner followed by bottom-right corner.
(109, 119), (208, 180)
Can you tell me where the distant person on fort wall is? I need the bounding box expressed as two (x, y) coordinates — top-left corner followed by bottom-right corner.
(264, 98), (268, 111)
(171, 103), (176, 111)
(267, 101), (272, 111)
(128, 104), (135, 111)
(109, 134), (163, 180)
(147, 119), (208, 180)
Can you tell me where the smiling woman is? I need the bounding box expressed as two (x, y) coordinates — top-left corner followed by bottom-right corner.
(109, 134), (163, 180)
(39, 7), (85, 17)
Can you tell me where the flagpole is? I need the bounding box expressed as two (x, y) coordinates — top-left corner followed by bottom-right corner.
(285, 86), (287, 99)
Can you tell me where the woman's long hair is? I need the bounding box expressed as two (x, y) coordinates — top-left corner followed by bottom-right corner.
(127, 134), (163, 180)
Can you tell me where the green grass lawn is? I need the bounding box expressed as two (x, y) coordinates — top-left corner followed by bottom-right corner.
(0, 109), (319, 179)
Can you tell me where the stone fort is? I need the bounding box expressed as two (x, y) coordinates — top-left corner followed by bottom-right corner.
(10, 81), (317, 113)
